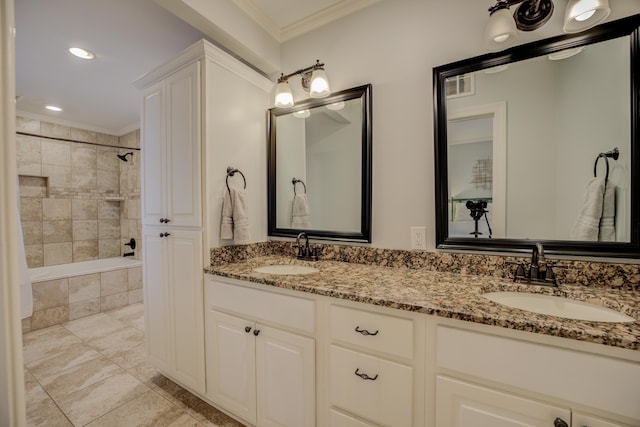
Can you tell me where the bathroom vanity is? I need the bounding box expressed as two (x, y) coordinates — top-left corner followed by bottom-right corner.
(188, 256), (640, 427)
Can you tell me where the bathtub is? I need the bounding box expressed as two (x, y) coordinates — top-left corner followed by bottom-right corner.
(25, 257), (144, 332)
(29, 257), (142, 283)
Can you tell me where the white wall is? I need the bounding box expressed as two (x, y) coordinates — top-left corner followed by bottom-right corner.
(278, 0), (639, 250)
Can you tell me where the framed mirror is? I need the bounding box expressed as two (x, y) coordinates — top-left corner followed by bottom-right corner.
(268, 84), (372, 242)
(434, 15), (640, 257)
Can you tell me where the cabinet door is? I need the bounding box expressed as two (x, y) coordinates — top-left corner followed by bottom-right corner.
(166, 62), (201, 227)
(167, 229), (205, 393)
(141, 83), (165, 226)
(572, 413), (629, 427)
(206, 310), (257, 424)
(436, 376), (571, 427)
(256, 325), (315, 427)
(142, 228), (170, 371)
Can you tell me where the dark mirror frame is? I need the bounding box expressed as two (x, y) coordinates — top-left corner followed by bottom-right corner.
(268, 84), (373, 242)
(434, 15), (640, 257)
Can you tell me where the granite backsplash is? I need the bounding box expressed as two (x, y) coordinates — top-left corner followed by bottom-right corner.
(209, 241), (640, 291)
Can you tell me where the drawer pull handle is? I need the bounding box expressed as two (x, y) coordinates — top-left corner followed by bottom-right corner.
(355, 326), (379, 336)
(354, 368), (378, 381)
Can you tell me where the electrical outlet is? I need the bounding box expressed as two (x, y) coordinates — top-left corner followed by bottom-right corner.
(410, 226), (426, 250)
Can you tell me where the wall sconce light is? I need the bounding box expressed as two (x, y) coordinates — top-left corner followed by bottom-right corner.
(274, 60), (331, 108)
(485, 0), (611, 51)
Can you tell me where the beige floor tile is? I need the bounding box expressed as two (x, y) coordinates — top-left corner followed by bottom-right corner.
(24, 369), (73, 427)
(166, 413), (205, 426)
(106, 302), (144, 326)
(169, 388), (244, 427)
(22, 325), (83, 364)
(63, 312), (127, 341)
(26, 342), (102, 384)
(84, 389), (183, 427)
(40, 355), (123, 401)
(89, 326), (144, 361)
(57, 371), (148, 426)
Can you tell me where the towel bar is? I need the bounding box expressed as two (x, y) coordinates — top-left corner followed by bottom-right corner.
(226, 167), (247, 194)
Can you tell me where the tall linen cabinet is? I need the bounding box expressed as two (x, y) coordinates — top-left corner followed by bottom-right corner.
(134, 40), (272, 395)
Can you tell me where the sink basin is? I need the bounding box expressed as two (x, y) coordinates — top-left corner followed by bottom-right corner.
(483, 292), (635, 323)
(253, 264), (319, 275)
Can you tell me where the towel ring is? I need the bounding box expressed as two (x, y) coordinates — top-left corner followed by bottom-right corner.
(292, 178), (307, 195)
(226, 167), (246, 194)
(593, 147), (619, 183)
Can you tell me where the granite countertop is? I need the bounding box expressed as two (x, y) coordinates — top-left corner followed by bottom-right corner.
(205, 256), (640, 351)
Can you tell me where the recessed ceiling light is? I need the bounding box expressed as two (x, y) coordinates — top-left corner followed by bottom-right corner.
(69, 47), (95, 60)
(293, 109), (310, 118)
(45, 105), (63, 112)
(548, 47), (584, 61)
(326, 101), (345, 111)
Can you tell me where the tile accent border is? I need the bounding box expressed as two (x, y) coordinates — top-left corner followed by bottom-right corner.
(210, 242), (640, 290)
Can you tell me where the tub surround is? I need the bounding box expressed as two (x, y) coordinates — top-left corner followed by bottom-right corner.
(207, 244), (640, 351)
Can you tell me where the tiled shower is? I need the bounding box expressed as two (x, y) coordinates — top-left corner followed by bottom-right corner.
(16, 117), (141, 267)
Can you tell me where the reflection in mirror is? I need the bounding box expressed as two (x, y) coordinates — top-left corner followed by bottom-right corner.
(268, 85), (372, 242)
(434, 16), (640, 257)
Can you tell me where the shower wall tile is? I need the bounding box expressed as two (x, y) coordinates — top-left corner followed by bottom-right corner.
(71, 168), (97, 190)
(98, 201), (120, 220)
(127, 267), (142, 290)
(18, 162), (42, 176)
(70, 128), (97, 144)
(71, 144), (97, 169)
(41, 140), (70, 167)
(31, 306), (69, 330)
(99, 239), (121, 259)
(32, 278), (69, 311)
(43, 242), (72, 266)
(21, 198), (42, 221)
(43, 220), (72, 244)
(72, 199), (98, 220)
(19, 176), (47, 198)
(41, 123), (71, 139)
(98, 147), (120, 171)
(72, 240), (99, 262)
(96, 133), (119, 146)
(22, 317), (32, 334)
(101, 292), (129, 311)
(25, 244), (43, 268)
(22, 221), (43, 245)
(119, 130), (140, 149)
(128, 289), (143, 305)
(99, 219), (120, 239)
(16, 134), (42, 164)
(73, 220), (98, 241)
(42, 199), (71, 221)
(97, 170), (119, 192)
(101, 270), (128, 297)
(69, 274), (100, 303)
(42, 164), (71, 188)
(16, 116), (41, 134)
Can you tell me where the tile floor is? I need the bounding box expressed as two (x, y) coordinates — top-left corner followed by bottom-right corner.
(23, 303), (246, 426)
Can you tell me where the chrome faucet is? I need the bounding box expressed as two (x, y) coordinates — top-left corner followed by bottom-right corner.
(295, 232), (318, 261)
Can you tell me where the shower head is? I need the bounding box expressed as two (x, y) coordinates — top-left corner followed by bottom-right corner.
(117, 152), (134, 162)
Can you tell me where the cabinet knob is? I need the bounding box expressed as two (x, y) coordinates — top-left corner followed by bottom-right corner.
(245, 326), (252, 333)
(355, 326), (379, 336)
(253, 329), (260, 336)
(553, 418), (569, 427)
(160, 218), (166, 223)
(354, 368), (378, 381)
(159, 218), (172, 223)
(159, 232), (172, 238)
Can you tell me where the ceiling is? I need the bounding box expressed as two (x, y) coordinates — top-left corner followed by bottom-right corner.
(14, 0), (374, 135)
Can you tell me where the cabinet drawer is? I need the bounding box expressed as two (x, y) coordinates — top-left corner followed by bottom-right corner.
(206, 278), (315, 334)
(330, 409), (375, 427)
(330, 345), (413, 427)
(330, 304), (414, 360)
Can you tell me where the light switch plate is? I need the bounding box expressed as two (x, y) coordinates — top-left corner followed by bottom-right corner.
(411, 226), (426, 250)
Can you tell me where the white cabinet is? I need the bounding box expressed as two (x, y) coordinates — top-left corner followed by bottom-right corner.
(141, 61), (201, 228)
(436, 376), (571, 427)
(327, 303), (424, 427)
(142, 228), (205, 393)
(205, 278), (316, 427)
(572, 413), (629, 427)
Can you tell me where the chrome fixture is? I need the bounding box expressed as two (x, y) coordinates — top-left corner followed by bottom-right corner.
(117, 152), (134, 162)
(485, 0), (611, 50)
(509, 243), (566, 286)
(274, 60), (331, 108)
(295, 232), (319, 261)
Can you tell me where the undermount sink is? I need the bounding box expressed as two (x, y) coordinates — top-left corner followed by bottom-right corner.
(483, 292), (636, 323)
(253, 264), (319, 275)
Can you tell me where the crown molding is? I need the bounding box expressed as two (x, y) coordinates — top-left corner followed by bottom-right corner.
(232, 0), (282, 42)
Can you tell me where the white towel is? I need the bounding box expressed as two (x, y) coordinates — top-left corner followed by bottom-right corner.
(232, 188), (250, 244)
(291, 193), (312, 229)
(220, 189), (234, 240)
(570, 177), (605, 241)
(598, 180), (616, 242)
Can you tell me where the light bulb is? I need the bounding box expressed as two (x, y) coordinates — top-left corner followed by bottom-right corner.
(274, 81), (294, 107)
(309, 68), (330, 98)
(575, 9), (595, 21)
